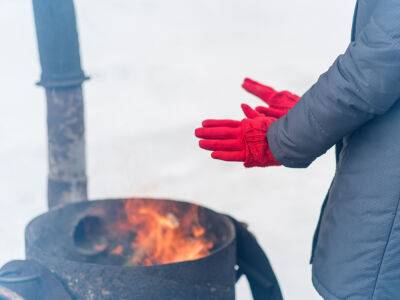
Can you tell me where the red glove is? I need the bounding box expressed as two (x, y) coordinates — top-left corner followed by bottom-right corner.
(195, 115), (280, 168)
(242, 78), (300, 118)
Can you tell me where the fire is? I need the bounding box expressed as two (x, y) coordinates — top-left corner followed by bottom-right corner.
(121, 199), (214, 266)
(111, 245), (124, 255)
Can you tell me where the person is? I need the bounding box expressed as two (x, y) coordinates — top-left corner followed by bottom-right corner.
(195, 0), (400, 299)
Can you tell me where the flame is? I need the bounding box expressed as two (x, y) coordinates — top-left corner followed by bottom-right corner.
(122, 200), (214, 266)
(111, 245), (124, 255)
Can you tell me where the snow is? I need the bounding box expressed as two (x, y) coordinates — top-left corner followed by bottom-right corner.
(0, 0), (356, 298)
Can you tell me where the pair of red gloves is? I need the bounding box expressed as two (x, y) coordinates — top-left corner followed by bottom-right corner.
(195, 78), (300, 167)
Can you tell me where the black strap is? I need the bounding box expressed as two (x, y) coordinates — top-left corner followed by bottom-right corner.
(229, 217), (283, 300)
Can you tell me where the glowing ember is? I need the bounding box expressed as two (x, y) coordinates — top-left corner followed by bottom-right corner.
(121, 200), (214, 266)
(111, 245), (124, 255)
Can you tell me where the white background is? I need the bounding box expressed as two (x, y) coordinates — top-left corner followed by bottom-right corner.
(0, 0), (355, 298)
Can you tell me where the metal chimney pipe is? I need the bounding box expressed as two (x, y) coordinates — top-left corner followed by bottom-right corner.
(32, 0), (89, 209)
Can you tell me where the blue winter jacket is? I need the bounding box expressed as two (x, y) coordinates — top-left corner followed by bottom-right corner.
(267, 0), (400, 299)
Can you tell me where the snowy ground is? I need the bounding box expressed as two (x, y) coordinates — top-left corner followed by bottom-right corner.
(0, 0), (356, 299)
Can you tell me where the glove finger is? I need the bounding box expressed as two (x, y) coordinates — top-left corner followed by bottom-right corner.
(195, 127), (241, 139)
(211, 151), (245, 162)
(267, 91), (301, 107)
(241, 103), (262, 119)
(242, 78), (276, 103)
(255, 106), (285, 118)
(199, 139), (243, 151)
(202, 119), (241, 128)
(281, 91), (301, 102)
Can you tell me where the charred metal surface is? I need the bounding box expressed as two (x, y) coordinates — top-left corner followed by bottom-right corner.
(25, 198), (237, 300)
(0, 260), (72, 300)
(46, 87), (87, 208)
(32, 0), (89, 208)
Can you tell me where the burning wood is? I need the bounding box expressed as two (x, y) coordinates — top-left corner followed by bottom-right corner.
(111, 245), (124, 255)
(111, 200), (214, 266)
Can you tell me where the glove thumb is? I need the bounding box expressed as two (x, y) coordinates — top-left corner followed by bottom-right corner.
(241, 103), (262, 119)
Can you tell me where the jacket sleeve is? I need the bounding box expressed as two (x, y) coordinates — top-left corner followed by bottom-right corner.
(267, 1), (400, 168)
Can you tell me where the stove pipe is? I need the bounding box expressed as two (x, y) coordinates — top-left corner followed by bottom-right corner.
(32, 0), (89, 209)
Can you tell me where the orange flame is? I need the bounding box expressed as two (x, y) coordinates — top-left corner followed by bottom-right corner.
(122, 200), (214, 266)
